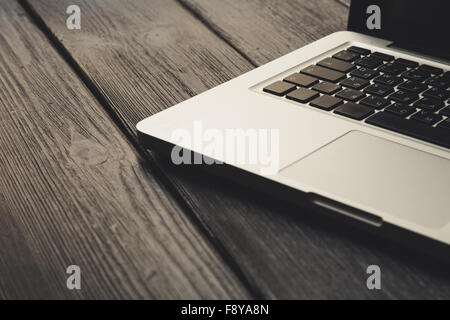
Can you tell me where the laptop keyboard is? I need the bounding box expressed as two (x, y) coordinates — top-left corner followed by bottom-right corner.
(263, 46), (450, 149)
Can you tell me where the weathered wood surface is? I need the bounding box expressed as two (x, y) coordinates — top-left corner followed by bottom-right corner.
(0, 0), (249, 299)
(20, 0), (450, 299)
(179, 0), (349, 66)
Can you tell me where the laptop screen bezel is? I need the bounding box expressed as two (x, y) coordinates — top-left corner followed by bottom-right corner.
(347, 0), (450, 60)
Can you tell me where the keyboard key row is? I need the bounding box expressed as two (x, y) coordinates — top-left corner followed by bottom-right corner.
(265, 78), (448, 114)
(262, 45), (449, 150)
(366, 112), (450, 148)
(265, 77), (448, 113)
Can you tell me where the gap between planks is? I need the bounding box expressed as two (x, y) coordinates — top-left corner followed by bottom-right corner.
(18, 0), (264, 299)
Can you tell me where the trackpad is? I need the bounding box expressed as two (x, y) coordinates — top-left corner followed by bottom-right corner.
(280, 131), (450, 229)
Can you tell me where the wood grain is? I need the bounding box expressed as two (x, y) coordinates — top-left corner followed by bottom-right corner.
(179, 0), (349, 66)
(24, 0), (450, 299)
(0, 0), (249, 299)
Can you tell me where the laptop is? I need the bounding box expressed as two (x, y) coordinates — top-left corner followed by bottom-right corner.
(137, 0), (450, 258)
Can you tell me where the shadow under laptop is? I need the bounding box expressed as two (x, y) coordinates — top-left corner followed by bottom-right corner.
(138, 148), (450, 299)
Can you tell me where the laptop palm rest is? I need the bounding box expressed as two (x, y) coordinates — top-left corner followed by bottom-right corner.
(280, 131), (450, 229)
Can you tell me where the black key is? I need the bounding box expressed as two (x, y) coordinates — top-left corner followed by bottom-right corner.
(310, 95), (343, 111)
(411, 110), (443, 125)
(364, 84), (394, 97)
(366, 112), (450, 148)
(334, 102), (374, 120)
(300, 65), (346, 83)
(333, 50), (360, 62)
(425, 74), (450, 89)
(263, 81), (296, 96)
(402, 69), (430, 82)
(395, 58), (419, 68)
(340, 77), (370, 90)
(389, 90), (419, 104)
(284, 73), (318, 87)
(347, 46), (371, 56)
(350, 67), (379, 80)
(286, 88), (319, 103)
(385, 103), (417, 117)
(318, 58), (355, 73)
(371, 52), (395, 61)
(374, 74), (403, 86)
(378, 63), (406, 75)
(423, 87), (450, 100)
(414, 98), (444, 112)
(360, 95), (390, 109)
(397, 80), (428, 94)
(439, 107), (450, 116)
(336, 88), (366, 102)
(418, 65), (443, 75)
(355, 57), (383, 69)
(312, 82), (341, 94)
(438, 118), (450, 130)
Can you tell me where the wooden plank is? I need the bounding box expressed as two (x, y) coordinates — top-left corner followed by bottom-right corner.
(0, 0), (249, 299)
(0, 197), (55, 299)
(179, 0), (349, 66)
(25, 0), (450, 298)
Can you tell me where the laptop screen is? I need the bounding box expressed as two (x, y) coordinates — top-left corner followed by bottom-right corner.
(348, 0), (450, 60)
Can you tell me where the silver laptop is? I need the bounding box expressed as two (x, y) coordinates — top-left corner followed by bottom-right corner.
(137, 0), (450, 257)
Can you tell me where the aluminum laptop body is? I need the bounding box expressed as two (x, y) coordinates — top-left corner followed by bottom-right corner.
(137, 0), (450, 258)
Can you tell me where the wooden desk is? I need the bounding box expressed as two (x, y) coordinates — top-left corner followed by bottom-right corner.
(0, 0), (448, 299)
